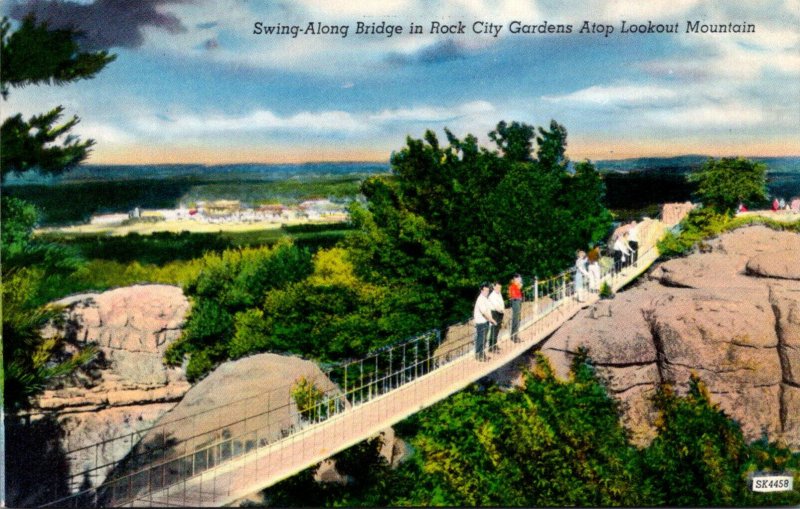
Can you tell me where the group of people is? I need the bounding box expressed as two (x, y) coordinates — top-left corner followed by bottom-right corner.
(771, 197), (800, 213)
(739, 197), (800, 213)
(472, 275), (524, 361)
(472, 221), (643, 360)
(611, 220), (640, 273)
(573, 246), (602, 303)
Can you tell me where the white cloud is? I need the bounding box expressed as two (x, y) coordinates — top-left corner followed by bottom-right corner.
(79, 121), (137, 145)
(131, 100), (497, 139)
(646, 102), (765, 128)
(543, 84), (678, 106)
(135, 109), (368, 136)
(369, 101), (494, 122)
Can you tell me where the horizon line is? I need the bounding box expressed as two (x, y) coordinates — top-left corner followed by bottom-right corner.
(77, 154), (800, 167)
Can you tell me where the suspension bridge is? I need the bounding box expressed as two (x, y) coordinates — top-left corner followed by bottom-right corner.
(41, 223), (666, 508)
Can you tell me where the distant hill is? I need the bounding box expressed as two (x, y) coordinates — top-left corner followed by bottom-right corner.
(3, 162), (391, 186)
(595, 155), (800, 175)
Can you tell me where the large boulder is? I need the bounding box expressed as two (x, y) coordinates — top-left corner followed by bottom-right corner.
(110, 353), (348, 503)
(651, 252), (753, 289)
(136, 352), (343, 452)
(539, 288), (657, 381)
(12, 285), (191, 505)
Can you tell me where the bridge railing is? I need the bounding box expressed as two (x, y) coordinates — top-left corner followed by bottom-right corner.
(39, 236), (662, 508)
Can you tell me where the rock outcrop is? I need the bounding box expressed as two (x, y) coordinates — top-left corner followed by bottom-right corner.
(660, 201), (695, 227)
(533, 225), (800, 448)
(14, 285), (191, 502)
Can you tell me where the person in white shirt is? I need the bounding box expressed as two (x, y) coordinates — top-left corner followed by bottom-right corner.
(574, 250), (589, 302)
(613, 234), (632, 272)
(488, 282), (505, 353)
(628, 221), (640, 266)
(473, 283), (496, 361)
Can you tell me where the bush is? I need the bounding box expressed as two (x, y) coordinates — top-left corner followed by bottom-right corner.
(291, 376), (327, 422)
(164, 240), (313, 381)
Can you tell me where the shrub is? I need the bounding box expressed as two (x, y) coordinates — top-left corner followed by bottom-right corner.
(291, 376), (327, 422)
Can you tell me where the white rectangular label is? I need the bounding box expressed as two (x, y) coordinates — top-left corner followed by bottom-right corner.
(751, 475), (793, 492)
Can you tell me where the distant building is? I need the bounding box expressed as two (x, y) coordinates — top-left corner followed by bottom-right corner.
(90, 213), (129, 225)
(204, 200), (241, 216)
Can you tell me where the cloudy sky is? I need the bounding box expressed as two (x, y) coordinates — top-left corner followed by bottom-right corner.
(3, 0), (799, 164)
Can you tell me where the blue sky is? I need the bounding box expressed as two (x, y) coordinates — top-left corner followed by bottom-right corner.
(3, 0), (799, 164)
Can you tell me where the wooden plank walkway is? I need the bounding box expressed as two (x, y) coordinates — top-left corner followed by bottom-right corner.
(124, 248), (660, 507)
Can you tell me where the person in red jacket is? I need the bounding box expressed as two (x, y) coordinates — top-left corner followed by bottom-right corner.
(508, 274), (523, 342)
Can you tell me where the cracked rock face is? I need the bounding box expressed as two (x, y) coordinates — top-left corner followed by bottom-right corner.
(535, 225), (800, 448)
(22, 285), (191, 496)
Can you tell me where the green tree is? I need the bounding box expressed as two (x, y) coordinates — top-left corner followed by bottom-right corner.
(644, 375), (750, 506)
(291, 376), (327, 422)
(561, 160), (614, 246)
(347, 120), (612, 320)
(1, 15), (115, 178)
(229, 247), (435, 364)
(1, 15), (114, 407)
(1, 197), (93, 410)
(536, 119), (569, 172)
(165, 241), (313, 380)
(488, 120), (535, 162)
(396, 351), (651, 506)
(688, 157), (768, 213)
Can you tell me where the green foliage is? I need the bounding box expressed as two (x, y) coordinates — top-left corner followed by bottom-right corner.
(397, 351), (650, 506)
(536, 120), (570, 171)
(229, 247), (432, 363)
(346, 120), (613, 321)
(657, 207), (800, 258)
(644, 377), (743, 505)
(489, 120), (535, 162)
(291, 376), (327, 422)
(1, 195), (38, 262)
(1, 195), (96, 408)
(1, 107), (94, 178)
(0, 16), (114, 98)
(688, 157), (768, 213)
(1, 15), (115, 179)
(599, 281), (613, 299)
(2, 267), (96, 410)
(165, 240), (313, 380)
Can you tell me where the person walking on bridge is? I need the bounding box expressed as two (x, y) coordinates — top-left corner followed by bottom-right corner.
(587, 246), (601, 292)
(613, 234), (631, 273)
(473, 283), (496, 361)
(488, 281), (505, 352)
(628, 221), (640, 266)
(574, 250), (589, 302)
(508, 274), (523, 342)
